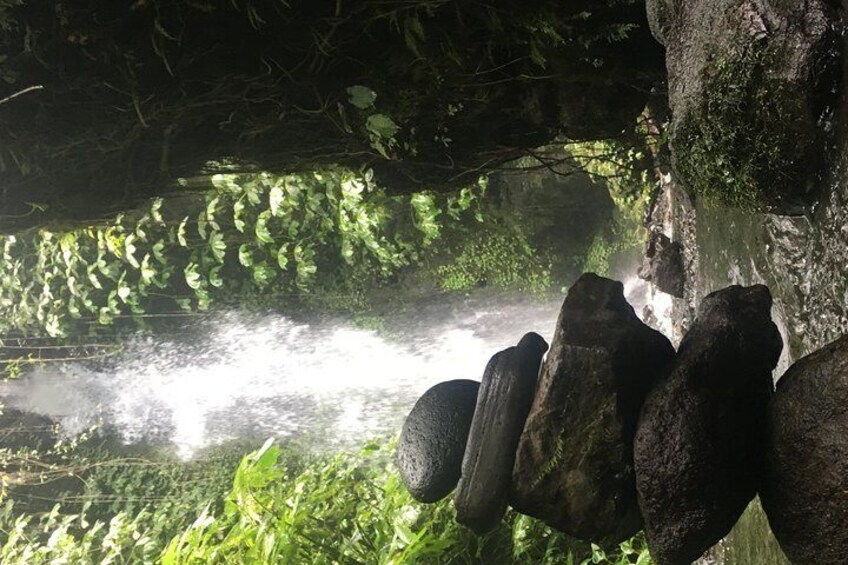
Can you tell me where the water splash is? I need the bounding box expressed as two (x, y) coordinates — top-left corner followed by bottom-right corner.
(1, 296), (564, 458)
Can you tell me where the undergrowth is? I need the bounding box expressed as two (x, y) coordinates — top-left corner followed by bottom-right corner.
(0, 439), (653, 564)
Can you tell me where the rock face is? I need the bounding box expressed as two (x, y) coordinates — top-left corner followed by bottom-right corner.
(634, 285), (782, 565)
(397, 379), (480, 503)
(761, 335), (848, 564)
(639, 232), (685, 298)
(647, 0), (840, 211)
(454, 332), (548, 533)
(510, 273), (675, 545)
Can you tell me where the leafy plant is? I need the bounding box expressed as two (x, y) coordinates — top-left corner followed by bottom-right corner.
(0, 439), (653, 564)
(0, 168), (484, 340)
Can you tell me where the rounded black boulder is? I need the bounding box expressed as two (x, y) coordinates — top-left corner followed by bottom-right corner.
(761, 335), (848, 564)
(397, 379), (479, 503)
(634, 284), (782, 565)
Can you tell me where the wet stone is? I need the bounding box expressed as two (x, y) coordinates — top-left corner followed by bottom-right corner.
(634, 285), (782, 565)
(396, 379), (480, 503)
(761, 335), (848, 565)
(639, 231), (685, 298)
(511, 273), (675, 545)
(454, 332), (548, 534)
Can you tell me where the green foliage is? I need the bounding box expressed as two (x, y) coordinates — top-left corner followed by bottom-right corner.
(0, 169), (483, 338)
(0, 439), (653, 564)
(437, 230), (552, 294)
(673, 41), (815, 211)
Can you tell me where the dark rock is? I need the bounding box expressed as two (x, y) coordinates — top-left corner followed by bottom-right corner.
(510, 273), (675, 545)
(396, 379), (480, 503)
(647, 0), (840, 211)
(634, 285), (782, 565)
(454, 332), (548, 533)
(638, 232), (685, 298)
(761, 335), (848, 565)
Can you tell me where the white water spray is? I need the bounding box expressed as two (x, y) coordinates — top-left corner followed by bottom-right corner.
(1, 297), (565, 458)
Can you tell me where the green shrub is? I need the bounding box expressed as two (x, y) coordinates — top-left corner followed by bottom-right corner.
(0, 439), (653, 564)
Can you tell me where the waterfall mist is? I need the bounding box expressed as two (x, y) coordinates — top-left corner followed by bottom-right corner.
(1, 284), (671, 459)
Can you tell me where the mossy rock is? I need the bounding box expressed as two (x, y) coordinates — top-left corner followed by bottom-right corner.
(654, 0), (841, 212)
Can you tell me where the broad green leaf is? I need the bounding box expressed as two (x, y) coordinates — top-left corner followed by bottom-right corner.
(366, 114), (400, 139)
(238, 244), (254, 267)
(252, 261), (274, 286)
(209, 265), (223, 288)
(255, 211), (274, 244)
(276, 244), (289, 270)
(184, 262), (201, 290)
(140, 254), (156, 283)
(233, 197), (247, 232)
(197, 210), (208, 239)
(269, 186), (284, 217)
(177, 217), (189, 247)
(150, 197), (164, 223)
(124, 234), (140, 268)
(346, 85), (377, 110)
(209, 232), (227, 263)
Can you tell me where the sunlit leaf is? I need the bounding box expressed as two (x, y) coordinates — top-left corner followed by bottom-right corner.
(269, 186), (284, 217)
(177, 217), (189, 247)
(184, 262), (202, 290)
(276, 244), (289, 270)
(238, 244), (254, 267)
(209, 265), (223, 288)
(255, 211), (274, 244)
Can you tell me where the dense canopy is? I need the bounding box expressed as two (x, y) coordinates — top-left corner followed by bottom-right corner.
(0, 0), (662, 227)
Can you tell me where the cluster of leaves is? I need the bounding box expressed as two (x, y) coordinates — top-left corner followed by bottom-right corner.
(0, 168), (482, 338)
(0, 438), (653, 564)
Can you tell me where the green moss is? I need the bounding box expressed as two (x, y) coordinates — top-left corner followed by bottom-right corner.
(673, 40), (819, 211)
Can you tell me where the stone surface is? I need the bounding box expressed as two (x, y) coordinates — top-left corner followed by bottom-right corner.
(396, 379), (480, 503)
(639, 231), (685, 298)
(634, 285), (782, 565)
(454, 332), (548, 534)
(761, 335), (848, 565)
(647, 0), (840, 211)
(510, 273), (675, 545)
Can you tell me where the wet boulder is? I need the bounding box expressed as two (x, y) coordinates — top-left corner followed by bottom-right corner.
(396, 379), (479, 503)
(634, 285), (782, 565)
(761, 335), (848, 564)
(454, 332), (548, 533)
(648, 0), (840, 211)
(638, 232), (685, 298)
(510, 273), (675, 545)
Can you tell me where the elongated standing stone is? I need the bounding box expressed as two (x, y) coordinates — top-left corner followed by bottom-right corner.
(454, 332), (548, 533)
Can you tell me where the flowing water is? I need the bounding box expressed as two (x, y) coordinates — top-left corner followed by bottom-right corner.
(1, 293), (575, 458)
